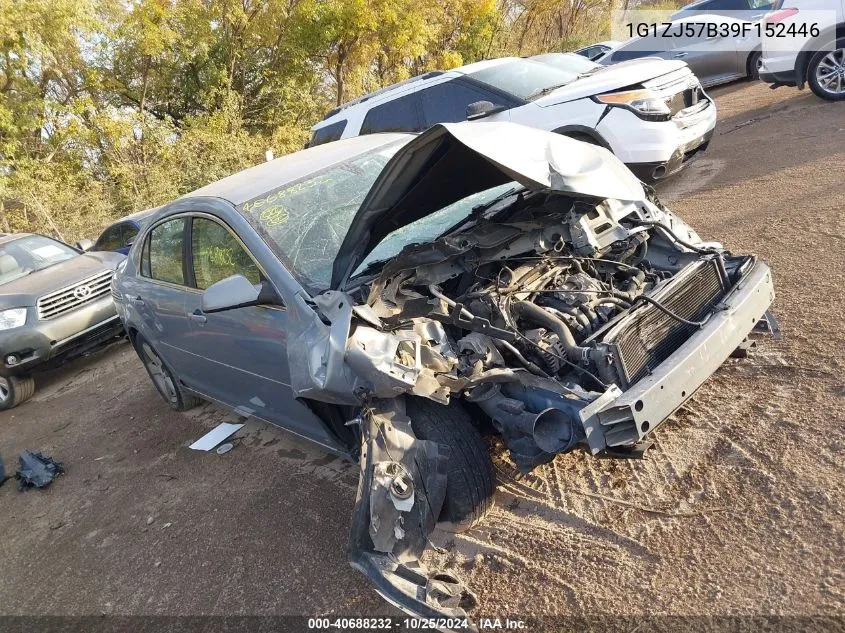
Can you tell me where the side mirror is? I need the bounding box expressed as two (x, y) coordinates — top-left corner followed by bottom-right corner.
(201, 275), (281, 314)
(466, 101), (504, 121)
(76, 238), (94, 252)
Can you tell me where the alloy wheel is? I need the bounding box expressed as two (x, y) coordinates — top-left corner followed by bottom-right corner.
(815, 48), (845, 96)
(141, 343), (178, 404)
(0, 377), (8, 403)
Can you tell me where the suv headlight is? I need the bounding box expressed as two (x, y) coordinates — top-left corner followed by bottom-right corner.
(0, 308), (27, 330)
(594, 89), (672, 121)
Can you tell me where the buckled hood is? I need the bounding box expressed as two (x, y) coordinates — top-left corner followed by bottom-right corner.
(331, 121), (645, 289)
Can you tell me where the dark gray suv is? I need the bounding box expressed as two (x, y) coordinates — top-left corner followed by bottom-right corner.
(0, 234), (125, 409)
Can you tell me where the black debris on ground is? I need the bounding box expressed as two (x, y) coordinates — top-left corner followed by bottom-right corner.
(16, 451), (65, 490)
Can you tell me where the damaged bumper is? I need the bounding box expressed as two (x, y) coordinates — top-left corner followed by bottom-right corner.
(591, 260), (775, 453)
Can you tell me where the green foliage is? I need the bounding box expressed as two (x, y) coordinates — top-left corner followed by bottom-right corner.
(0, 0), (635, 242)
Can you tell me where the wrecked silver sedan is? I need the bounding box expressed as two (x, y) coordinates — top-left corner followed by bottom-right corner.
(113, 122), (776, 620)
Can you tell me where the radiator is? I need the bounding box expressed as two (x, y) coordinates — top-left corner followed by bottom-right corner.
(605, 259), (726, 389)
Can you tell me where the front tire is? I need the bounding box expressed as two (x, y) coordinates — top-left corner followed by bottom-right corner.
(133, 335), (200, 411)
(807, 42), (845, 101)
(0, 375), (36, 411)
(407, 398), (495, 533)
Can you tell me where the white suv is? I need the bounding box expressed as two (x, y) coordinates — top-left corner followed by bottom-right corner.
(309, 55), (717, 183)
(759, 0), (845, 100)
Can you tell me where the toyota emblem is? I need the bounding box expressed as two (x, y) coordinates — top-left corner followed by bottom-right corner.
(74, 285), (92, 299)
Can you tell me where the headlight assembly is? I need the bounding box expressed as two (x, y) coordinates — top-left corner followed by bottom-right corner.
(0, 308), (27, 331)
(594, 89), (672, 121)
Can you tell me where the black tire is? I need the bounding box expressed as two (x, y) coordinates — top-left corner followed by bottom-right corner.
(807, 42), (845, 101)
(0, 374), (36, 410)
(747, 50), (762, 80)
(407, 397), (495, 533)
(133, 334), (201, 411)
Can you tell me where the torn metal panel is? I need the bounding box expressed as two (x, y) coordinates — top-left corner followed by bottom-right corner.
(349, 398), (475, 620)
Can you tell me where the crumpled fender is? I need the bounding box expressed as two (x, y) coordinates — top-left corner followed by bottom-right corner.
(348, 398), (477, 627)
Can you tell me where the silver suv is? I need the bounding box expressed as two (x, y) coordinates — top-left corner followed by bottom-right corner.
(0, 234), (125, 409)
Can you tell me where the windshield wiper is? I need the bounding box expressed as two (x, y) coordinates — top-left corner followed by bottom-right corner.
(527, 82), (572, 99)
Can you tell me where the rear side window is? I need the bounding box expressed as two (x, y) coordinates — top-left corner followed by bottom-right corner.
(419, 81), (501, 126)
(310, 120), (348, 147)
(190, 218), (261, 290)
(141, 218), (186, 285)
(360, 94), (422, 134)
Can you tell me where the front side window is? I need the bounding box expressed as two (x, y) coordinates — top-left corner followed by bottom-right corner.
(191, 218), (261, 290)
(238, 141), (404, 292)
(419, 81), (501, 126)
(466, 59), (589, 100)
(142, 218), (186, 285)
(310, 120), (348, 147)
(360, 95), (422, 134)
(0, 236), (78, 286)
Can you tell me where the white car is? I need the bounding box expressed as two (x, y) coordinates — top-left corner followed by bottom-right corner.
(309, 55), (717, 183)
(758, 0), (845, 100)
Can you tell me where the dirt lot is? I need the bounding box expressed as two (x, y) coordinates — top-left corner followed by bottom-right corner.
(1, 81), (843, 629)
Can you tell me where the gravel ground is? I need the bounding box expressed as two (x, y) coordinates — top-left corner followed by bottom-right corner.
(0, 80), (842, 630)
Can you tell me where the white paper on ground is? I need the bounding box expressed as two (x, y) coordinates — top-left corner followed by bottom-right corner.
(189, 422), (244, 451)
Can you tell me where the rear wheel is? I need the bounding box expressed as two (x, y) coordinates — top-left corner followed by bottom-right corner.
(748, 50), (763, 80)
(133, 335), (200, 411)
(807, 42), (845, 101)
(0, 375), (36, 411)
(407, 398), (495, 533)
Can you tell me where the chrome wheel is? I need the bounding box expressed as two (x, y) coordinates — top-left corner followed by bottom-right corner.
(815, 48), (845, 95)
(141, 342), (178, 404)
(0, 377), (8, 403)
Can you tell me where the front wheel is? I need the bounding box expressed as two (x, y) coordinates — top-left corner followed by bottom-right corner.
(0, 374), (36, 411)
(807, 43), (845, 101)
(133, 335), (200, 411)
(407, 398), (495, 533)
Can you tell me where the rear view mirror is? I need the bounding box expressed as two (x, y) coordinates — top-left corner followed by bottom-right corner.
(75, 238), (94, 252)
(466, 101), (504, 120)
(201, 275), (281, 313)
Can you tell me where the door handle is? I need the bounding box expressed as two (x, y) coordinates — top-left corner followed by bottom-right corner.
(190, 310), (207, 325)
(674, 52), (689, 58)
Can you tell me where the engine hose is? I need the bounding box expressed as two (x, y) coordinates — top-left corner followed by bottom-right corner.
(537, 298), (591, 334)
(493, 340), (551, 378)
(589, 297), (631, 311)
(513, 301), (584, 361)
(615, 267), (646, 301)
(579, 303), (600, 331)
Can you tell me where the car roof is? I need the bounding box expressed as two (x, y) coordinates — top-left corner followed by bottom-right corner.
(182, 133), (412, 207)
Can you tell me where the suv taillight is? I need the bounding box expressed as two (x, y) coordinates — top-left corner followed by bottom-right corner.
(766, 7), (798, 22)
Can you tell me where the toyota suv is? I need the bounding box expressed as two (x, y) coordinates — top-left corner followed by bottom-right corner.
(0, 234), (125, 409)
(309, 55), (717, 183)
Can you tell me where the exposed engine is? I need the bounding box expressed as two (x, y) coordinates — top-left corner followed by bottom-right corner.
(326, 190), (749, 470)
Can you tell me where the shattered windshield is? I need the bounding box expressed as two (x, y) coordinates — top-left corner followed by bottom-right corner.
(237, 143), (403, 292)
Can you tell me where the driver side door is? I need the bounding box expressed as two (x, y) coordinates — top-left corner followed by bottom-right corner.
(179, 214), (342, 449)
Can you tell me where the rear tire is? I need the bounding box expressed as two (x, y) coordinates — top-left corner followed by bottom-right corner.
(807, 42), (845, 101)
(407, 397), (495, 533)
(133, 334), (201, 411)
(0, 375), (36, 410)
(748, 50), (762, 80)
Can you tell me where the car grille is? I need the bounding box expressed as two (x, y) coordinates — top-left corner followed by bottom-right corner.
(608, 259), (726, 388)
(37, 270), (114, 320)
